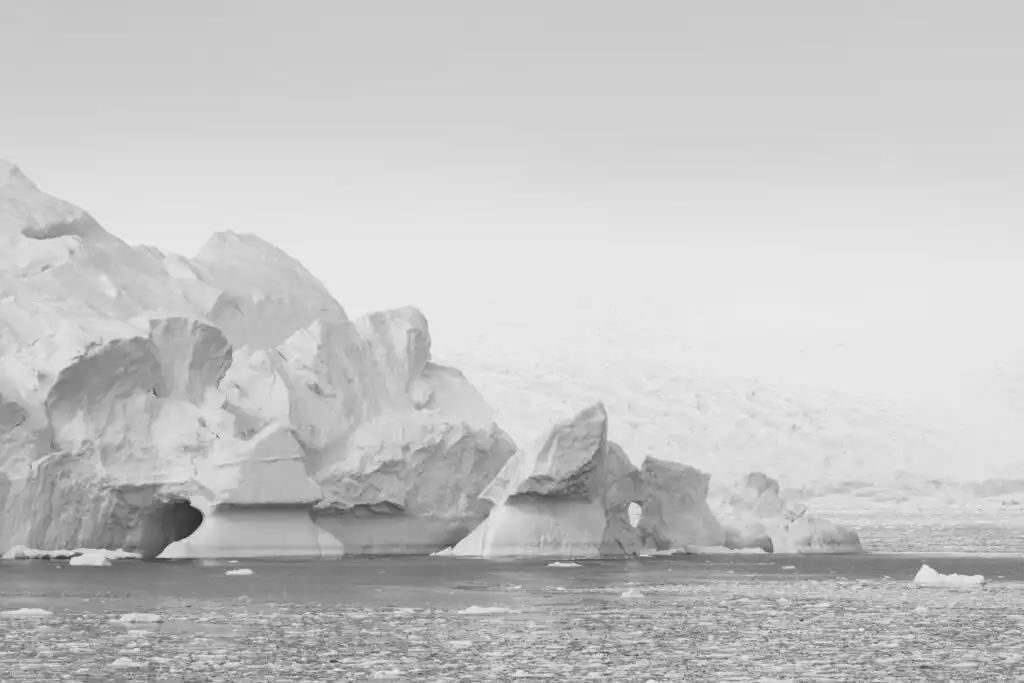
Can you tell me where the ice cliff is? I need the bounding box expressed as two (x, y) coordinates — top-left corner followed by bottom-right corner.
(450, 403), (645, 558)
(0, 160), (516, 558)
(635, 457), (726, 550)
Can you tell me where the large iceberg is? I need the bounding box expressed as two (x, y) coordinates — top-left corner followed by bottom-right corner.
(0, 160), (516, 558)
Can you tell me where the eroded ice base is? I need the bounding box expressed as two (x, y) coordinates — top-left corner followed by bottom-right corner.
(158, 504), (344, 560)
(450, 498), (608, 558)
(313, 514), (479, 556)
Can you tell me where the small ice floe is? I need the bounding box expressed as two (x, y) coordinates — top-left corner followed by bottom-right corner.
(69, 553), (112, 567)
(113, 613), (163, 624)
(225, 568), (254, 576)
(912, 564), (985, 588)
(1, 546), (74, 560)
(782, 565), (796, 570)
(548, 561), (581, 568)
(0, 608), (53, 618)
(109, 657), (145, 669)
(74, 548), (141, 561)
(620, 589), (645, 599)
(458, 605), (516, 615)
(2, 546), (140, 561)
(683, 545), (766, 555)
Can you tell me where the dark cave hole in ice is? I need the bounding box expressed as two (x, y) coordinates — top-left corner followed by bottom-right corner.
(137, 500), (204, 559)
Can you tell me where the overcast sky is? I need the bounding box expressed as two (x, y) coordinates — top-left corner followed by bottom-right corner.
(3, 1), (1024, 408)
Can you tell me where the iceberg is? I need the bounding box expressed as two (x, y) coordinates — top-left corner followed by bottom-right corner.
(0, 160), (516, 558)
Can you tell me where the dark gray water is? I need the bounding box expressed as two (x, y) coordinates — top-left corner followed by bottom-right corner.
(2, 552), (1021, 611)
(4, 553), (1024, 681)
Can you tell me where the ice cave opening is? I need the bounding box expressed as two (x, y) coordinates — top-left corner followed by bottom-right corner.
(628, 502), (642, 529)
(137, 500), (204, 559)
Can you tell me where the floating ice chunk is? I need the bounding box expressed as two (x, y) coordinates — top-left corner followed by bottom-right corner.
(72, 548), (141, 560)
(682, 545), (766, 555)
(0, 608), (53, 618)
(225, 568), (254, 576)
(548, 561), (581, 568)
(620, 589), (644, 599)
(912, 564), (985, 588)
(113, 613), (164, 623)
(1, 546), (75, 560)
(458, 605), (516, 615)
(69, 553), (112, 567)
(109, 657), (145, 669)
(2, 546), (140, 561)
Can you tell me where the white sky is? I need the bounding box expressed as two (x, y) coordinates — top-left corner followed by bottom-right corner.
(3, 1), (1024, 418)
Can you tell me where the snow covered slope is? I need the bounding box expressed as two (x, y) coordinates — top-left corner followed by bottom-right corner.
(275, 239), (1024, 510)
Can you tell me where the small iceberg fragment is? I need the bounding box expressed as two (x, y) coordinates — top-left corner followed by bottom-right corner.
(74, 548), (141, 560)
(109, 657), (145, 669)
(69, 553), (112, 567)
(225, 568), (254, 576)
(1, 546), (140, 561)
(547, 561), (581, 568)
(457, 605), (516, 615)
(681, 545), (766, 555)
(113, 613), (164, 624)
(620, 589), (645, 599)
(912, 564), (985, 588)
(0, 608), (53, 618)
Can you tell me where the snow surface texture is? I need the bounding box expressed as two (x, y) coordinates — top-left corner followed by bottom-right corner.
(715, 472), (863, 554)
(913, 564), (986, 588)
(354, 241), (1024, 513)
(0, 161), (516, 557)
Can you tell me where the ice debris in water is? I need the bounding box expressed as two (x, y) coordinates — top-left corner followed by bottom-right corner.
(548, 561), (582, 568)
(621, 589), (645, 599)
(109, 657), (145, 669)
(1, 546), (141, 561)
(113, 613), (163, 623)
(225, 568), (254, 576)
(68, 553), (112, 567)
(912, 564), (985, 588)
(0, 608), (53, 618)
(458, 605), (516, 615)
